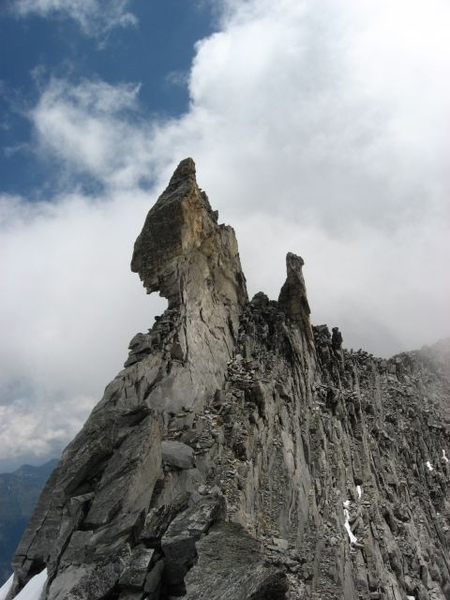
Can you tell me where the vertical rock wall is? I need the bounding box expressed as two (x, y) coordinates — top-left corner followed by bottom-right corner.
(7, 160), (450, 600)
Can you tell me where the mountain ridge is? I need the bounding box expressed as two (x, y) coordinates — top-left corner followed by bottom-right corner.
(4, 159), (450, 600)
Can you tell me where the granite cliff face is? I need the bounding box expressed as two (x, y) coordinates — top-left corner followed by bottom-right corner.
(7, 159), (450, 600)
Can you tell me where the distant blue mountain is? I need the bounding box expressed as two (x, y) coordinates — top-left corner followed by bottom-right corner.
(0, 459), (57, 584)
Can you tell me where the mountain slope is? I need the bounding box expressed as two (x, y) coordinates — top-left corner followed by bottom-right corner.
(5, 159), (450, 600)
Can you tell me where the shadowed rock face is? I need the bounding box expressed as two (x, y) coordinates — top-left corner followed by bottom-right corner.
(7, 159), (450, 600)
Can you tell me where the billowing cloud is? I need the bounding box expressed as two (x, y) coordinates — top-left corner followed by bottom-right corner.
(186, 0), (450, 227)
(13, 0), (136, 36)
(0, 190), (167, 467)
(1, 0), (450, 466)
(30, 78), (154, 187)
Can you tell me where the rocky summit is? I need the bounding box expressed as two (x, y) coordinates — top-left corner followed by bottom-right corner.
(6, 159), (450, 600)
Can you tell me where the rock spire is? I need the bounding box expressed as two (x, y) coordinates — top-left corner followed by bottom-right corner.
(131, 157), (247, 312)
(278, 252), (313, 343)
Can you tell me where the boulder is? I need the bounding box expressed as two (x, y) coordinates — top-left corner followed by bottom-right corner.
(161, 441), (195, 470)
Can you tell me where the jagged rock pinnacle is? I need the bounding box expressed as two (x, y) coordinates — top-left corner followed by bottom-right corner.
(131, 157), (247, 312)
(129, 159), (248, 414)
(278, 252), (313, 341)
(165, 156), (197, 192)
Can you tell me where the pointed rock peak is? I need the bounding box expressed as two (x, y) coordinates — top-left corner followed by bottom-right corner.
(131, 159), (247, 312)
(150, 157), (214, 221)
(166, 157), (197, 192)
(286, 252), (305, 280)
(278, 252), (313, 339)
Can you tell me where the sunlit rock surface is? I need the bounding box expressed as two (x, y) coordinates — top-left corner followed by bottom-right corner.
(8, 160), (450, 600)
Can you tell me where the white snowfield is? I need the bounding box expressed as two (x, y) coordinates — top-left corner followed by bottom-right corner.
(0, 569), (47, 600)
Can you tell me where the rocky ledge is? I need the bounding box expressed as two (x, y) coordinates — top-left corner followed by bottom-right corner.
(6, 159), (450, 600)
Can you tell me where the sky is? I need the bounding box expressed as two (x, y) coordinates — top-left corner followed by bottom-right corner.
(0, 0), (449, 470)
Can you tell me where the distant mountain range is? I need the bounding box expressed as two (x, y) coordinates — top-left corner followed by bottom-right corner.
(0, 459), (57, 584)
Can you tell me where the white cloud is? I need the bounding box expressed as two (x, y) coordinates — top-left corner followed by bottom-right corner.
(13, 0), (137, 36)
(0, 396), (94, 464)
(187, 0), (450, 226)
(2, 0), (450, 465)
(30, 78), (154, 187)
(0, 189), (167, 466)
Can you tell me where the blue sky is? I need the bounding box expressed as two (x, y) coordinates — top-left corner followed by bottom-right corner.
(0, 0), (449, 470)
(0, 1), (214, 196)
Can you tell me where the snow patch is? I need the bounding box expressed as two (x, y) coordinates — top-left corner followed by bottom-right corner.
(426, 461), (433, 472)
(0, 575), (13, 600)
(343, 499), (350, 508)
(356, 485), (362, 499)
(344, 508), (358, 544)
(15, 569), (47, 600)
(407, 596), (415, 600)
(442, 450), (449, 463)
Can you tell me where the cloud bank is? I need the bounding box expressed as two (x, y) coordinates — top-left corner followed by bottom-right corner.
(1, 0), (449, 467)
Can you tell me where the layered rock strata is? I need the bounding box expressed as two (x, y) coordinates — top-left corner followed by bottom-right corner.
(7, 159), (450, 600)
